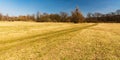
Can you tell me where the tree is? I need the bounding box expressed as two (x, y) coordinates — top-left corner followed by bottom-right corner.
(40, 13), (51, 22)
(31, 14), (35, 21)
(116, 10), (120, 15)
(6, 14), (9, 21)
(86, 13), (93, 22)
(87, 13), (92, 18)
(0, 13), (2, 21)
(36, 11), (41, 22)
(71, 6), (85, 23)
(59, 12), (68, 22)
(49, 14), (61, 22)
(94, 13), (102, 17)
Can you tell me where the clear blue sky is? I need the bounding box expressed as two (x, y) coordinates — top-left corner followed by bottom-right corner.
(0, 0), (120, 16)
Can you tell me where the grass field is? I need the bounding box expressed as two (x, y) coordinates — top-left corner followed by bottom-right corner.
(0, 22), (120, 60)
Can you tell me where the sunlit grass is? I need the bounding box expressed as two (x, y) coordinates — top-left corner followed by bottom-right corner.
(0, 22), (119, 60)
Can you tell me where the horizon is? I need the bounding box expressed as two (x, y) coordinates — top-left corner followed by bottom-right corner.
(0, 0), (120, 16)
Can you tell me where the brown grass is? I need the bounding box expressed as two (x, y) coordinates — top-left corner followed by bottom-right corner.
(0, 22), (119, 60)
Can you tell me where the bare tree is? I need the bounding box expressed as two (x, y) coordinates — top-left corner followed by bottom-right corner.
(36, 11), (41, 22)
(0, 13), (2, 21)
(59, 12), (68, 22)
(116, 10), (120, 15)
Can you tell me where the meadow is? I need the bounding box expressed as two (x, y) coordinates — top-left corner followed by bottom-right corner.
(0, 22), (120, 60)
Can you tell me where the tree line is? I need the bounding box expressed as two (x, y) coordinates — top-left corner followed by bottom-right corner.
(86, 10), (120, 23)
(0, 7), (120, 23)
(0, 7), (84, 23)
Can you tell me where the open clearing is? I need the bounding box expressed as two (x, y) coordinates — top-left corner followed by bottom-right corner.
(0, 22), (120, 60)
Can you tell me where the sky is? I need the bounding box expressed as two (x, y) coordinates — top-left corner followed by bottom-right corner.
(0, 0), (120, 16)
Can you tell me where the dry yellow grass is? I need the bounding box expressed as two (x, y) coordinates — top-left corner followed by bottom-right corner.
(0, 22), (120, 60)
